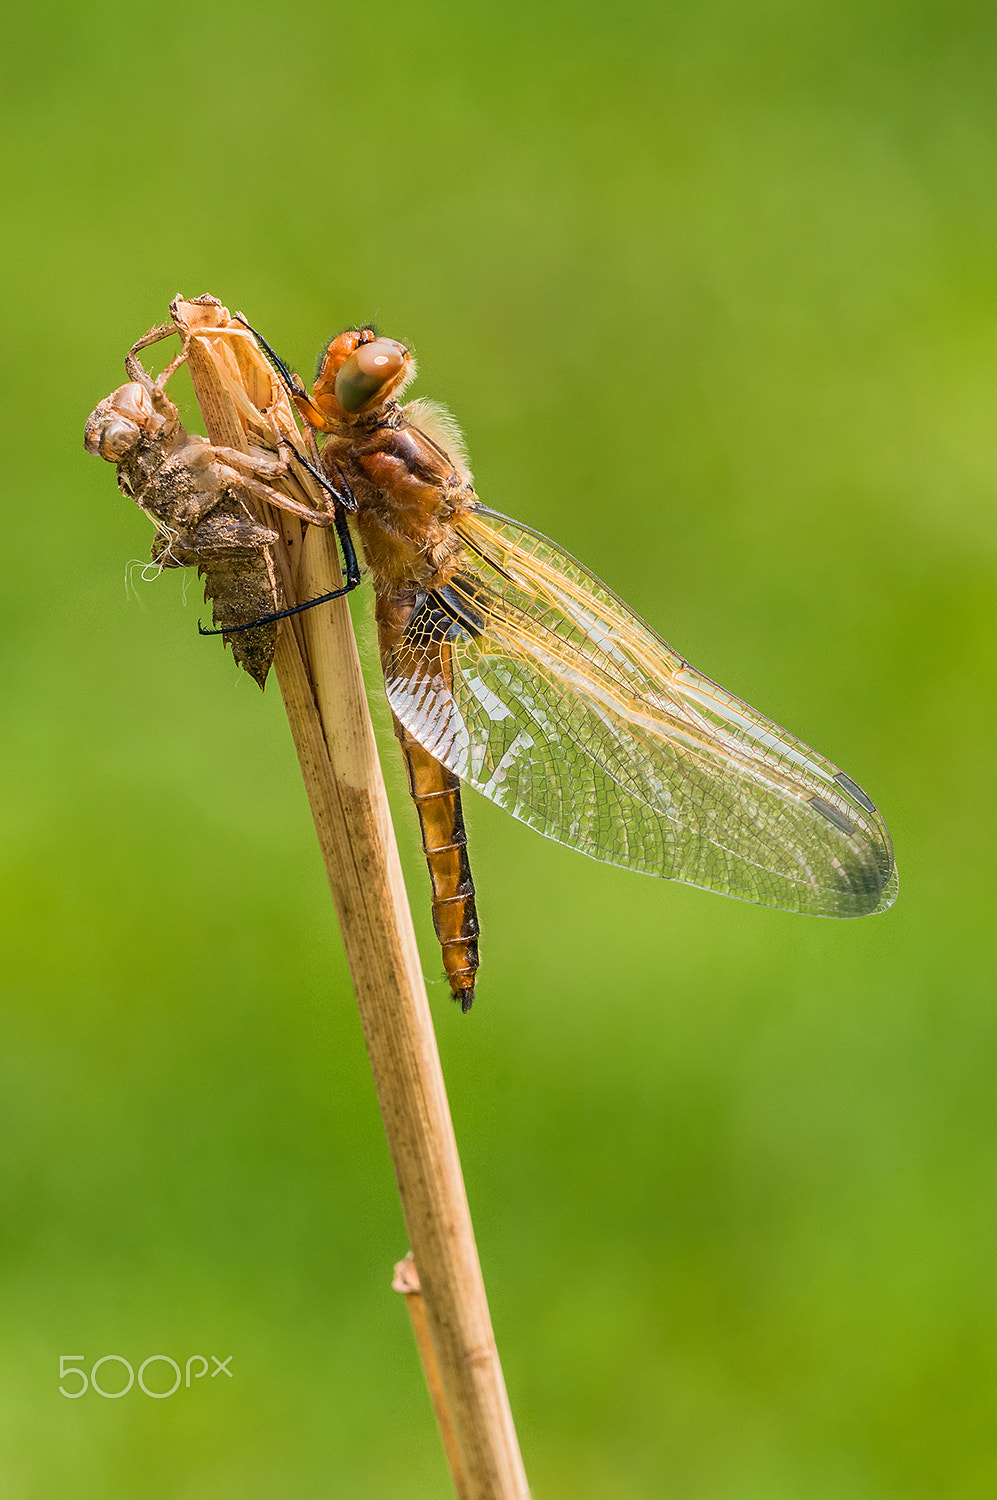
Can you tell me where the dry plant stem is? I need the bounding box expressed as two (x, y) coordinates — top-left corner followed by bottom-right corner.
(176, 299), (529, 1500)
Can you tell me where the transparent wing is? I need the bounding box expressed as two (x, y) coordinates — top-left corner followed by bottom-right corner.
(383, 506), (897, 917)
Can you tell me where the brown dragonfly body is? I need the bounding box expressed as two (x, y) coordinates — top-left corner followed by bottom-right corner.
(295, 331), (482, 1006)
(276, 326), (898, 1012)
(89, 310), (898, 1015)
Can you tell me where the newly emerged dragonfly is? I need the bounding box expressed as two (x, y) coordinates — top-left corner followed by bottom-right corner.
(237, 319), (897, 1010)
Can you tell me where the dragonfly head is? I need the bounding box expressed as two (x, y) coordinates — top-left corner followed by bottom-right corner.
(305, 328), (416, 426)
(84, 382), (167, 462)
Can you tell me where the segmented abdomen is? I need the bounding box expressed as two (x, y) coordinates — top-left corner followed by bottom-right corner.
(393, 715), (479, 1011)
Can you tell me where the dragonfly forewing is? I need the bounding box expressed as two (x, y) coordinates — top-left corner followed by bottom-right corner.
(384, 506), (896, 918)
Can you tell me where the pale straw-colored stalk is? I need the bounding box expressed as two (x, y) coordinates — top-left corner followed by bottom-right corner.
(170, 296), (529, 1500)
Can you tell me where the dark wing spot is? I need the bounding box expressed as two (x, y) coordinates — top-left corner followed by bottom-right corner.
(809, 796), (856, 836)
(834, 771), (877, 814)
(432, 581), (486, 638)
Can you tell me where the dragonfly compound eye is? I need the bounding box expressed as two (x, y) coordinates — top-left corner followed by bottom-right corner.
(334, 339), (407, 413)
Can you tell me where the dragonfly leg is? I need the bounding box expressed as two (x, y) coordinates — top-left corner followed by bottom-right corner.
(197, 483), (362, 637)
(232, 313), (329, 430)
(334, 506), (362, 589)
(280, 440), (359, 514)
(197, 570), (361, 636)
(231, 313), (299, 396)
(212, 465), (338, 531)
(123, 324), (188, 437)
(124, 321), (177, 382)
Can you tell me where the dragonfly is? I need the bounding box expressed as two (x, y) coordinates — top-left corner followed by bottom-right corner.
(233, 318), (897, 1011)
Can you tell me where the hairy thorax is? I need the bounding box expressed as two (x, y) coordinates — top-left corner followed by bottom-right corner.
(324, 402), (476, 597)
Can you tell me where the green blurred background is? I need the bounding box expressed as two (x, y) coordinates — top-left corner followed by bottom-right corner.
(2, 1), (995, 1494)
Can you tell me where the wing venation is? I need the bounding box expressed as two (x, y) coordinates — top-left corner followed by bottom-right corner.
(383, 506), (897, 917)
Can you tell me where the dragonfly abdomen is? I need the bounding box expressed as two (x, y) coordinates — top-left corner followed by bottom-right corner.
(393, 716), (479, 1011)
